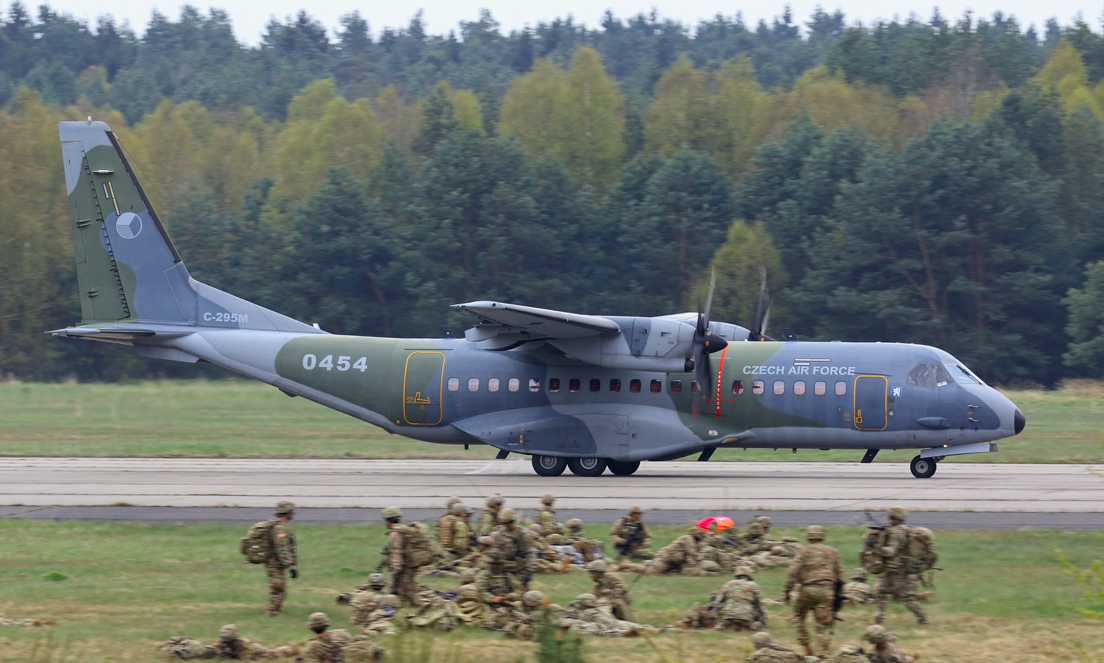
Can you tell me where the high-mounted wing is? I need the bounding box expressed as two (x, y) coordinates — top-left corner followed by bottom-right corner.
(453, 301), (621, 349)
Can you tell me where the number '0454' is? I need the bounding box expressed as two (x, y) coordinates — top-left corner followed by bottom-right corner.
(302, 354), (368, 372)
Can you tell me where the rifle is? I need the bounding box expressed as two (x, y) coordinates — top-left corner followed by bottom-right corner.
(831, 578), (846, 626)
(616, 522), (643, 558)
(864, 512), (886, 531)
(417, 584), (458, 601)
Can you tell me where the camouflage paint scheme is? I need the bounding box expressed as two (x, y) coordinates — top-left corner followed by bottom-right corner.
(51, 121), (1025, 477)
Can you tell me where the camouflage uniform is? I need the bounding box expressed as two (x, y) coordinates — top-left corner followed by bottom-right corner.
(341, 635), (385, 663)
(474, 494), (504, 537)
(714, 566), (766, 631)
(476, 563), (520, 604)
(842, 569), (873, 607)
(302, 613), (350, 663)
(535, 494), (560, 534)
(452, 570), (490, 626)
(358, 595), (400, 636)
(266, 503), (297, 616)
(490, 509), (535, 590)
(746, 632), (805, 663)
(560, 594), (655, 636)
(499, 590), (555, 640)
(647, 526), (705, 575)
(864, 625), (916, 663)
(609, 508), (653, 561)
(349, 577), (388, 626)
(873, 508), (927, 624)
(340, 573), (386, 608)
(156, 637), (214, 659)
(404, 587), (458, 632)
(820, 646), (871, 663)
(213, 624), (296, 660)
(782, 526), (844, 656)
(448, 512), (473, 559)
(435, 498), (462, 553)
(565, 519), (602, 563)
(381, 507), (418, 607)
(588, 560), (633, 621)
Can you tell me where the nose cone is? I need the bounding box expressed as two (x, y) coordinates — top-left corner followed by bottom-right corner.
(1014, 408), (1026, 435)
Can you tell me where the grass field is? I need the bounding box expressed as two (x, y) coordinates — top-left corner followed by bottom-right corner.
(0, 521), (1100, 663)
(0, 379), (1101, 462)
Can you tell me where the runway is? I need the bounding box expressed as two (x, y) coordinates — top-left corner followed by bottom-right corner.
(0, 458), (1101, 528)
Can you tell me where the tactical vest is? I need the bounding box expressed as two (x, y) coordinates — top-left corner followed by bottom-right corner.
(437, 513), (459, 548)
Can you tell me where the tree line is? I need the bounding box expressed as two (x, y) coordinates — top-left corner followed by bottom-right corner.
(0, 4), (1103, 385)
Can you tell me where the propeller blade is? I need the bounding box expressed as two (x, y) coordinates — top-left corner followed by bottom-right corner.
(702, 269), (717, 333)
(761, 302), (771, 339)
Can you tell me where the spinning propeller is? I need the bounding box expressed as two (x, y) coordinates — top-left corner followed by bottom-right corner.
(748, 267), (775, 342)
(686, 271), (728, 389)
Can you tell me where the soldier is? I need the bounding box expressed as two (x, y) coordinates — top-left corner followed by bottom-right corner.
(453, 569), (490, 626)
(714, 564), (766, 631)
(647, 525), (706, 575)
(156, 625), (296, 660)
(443, 503), (472, 560)
(338, 572), (387, 606)
(405, 587), (458, 632)
(587, 559), (633, 621)
(436, 496), (462, 548)
(349, 574), (389, 626)
(266, 500), (297, 616)
(873, 507), (927, 624)
(565, 518), (601, 563)
(301, 613), (351, 663)
(547, 532), (583, 568)
(745, 631), (805, 663)
(560, 593), (656, 636)
(782, 525), (844, 656)
(609, 506), (653, 561)
(490, 508), (535, 590)
(475, 493), (505, 537)
(529, 524), (564, 573)
(820, 646), (873, 663)
(358, 595), (401, 636)
(842, 568), (873, 607)
(477, 559), (520, 605)
(863, 624), (916, 663)
(500, 590), (557, 640)
(381, 506), (417, 606)
(341, 635), (385, 663)
(535, 494), (560, 533)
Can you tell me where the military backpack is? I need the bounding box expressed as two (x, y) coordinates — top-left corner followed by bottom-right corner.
(859, 527), (887, 574)
(903, 525), (938, 574)
(436, 514), (458, 548)
(402, 522), (445, 568)
(240, 519), (277, 564)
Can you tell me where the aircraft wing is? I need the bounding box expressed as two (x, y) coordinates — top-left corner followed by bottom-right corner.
(452, 301), (621, 347)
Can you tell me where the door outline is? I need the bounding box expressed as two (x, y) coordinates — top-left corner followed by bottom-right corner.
(853, 375), (888, 431)
(402, 351), (445, 425)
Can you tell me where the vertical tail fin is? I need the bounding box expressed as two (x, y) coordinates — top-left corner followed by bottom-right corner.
(59, 120), (317, 334)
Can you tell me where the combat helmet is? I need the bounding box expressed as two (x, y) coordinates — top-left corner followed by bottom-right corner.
(529, 523), (544, 534)
(585, 559), (607, 574)
(628, 505), (643, 516)
(734, 563), (756, 580)
(219, 624), (240, 640)
(450, 502), (467, 516)
(770, 546), (788, 555)
(541, 494), (556, 505)
(308, 612), (331, 630)
(498, 507), (517, 523)
(850, 568), (868, 581)
(575, 593), (597, 608)
(445, 496), (461, 508)
(548, 533), (564, 545)
(864, 624), (887, 644)
(275, 500), (295, 516)
(522, 590), (546, 608)
(756, 516), (772, 528)
(688, 524), (706, 539)
(566, 518), (583, 530)
(368, 572), (385, 587)
(477, 536), (494, 547)
(887, 506), (907, 522)
(486, 493), (505, 507)
(381, 506), (402, 520)
(806, 525), (826, 542)
(752, 632), (773, 648)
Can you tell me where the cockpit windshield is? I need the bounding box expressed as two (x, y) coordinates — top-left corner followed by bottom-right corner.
(949, 364), (982, 385)
(907, 363), (934, 388)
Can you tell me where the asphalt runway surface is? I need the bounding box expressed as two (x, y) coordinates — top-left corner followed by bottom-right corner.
(0, 458), (1101, 529)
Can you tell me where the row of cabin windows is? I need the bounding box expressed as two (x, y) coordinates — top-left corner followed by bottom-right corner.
(445, 377), (849, 397)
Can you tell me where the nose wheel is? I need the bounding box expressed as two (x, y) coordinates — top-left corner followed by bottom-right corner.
(910, 455), (937, 479)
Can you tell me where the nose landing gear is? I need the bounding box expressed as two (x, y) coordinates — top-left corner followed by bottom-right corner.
(910, 455), (938, 479)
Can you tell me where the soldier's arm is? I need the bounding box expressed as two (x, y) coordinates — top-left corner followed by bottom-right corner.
(782, 551), (803, 594)
(833, 549), (845, 580)
(608, 519), (625, 545)
(387, 530), (404, 573)
(273, 524), (296, 567)
(640, 525), (651, 548)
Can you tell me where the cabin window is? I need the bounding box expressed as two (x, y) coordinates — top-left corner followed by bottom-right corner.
(670, 379), (682, 394)
(691, 380), (702, 393)
(447, 378), (459, 392)
(590, 379), (601, 392)
(468, 378), (480, 392)
(610, 379), (621, 393)
(931, 364), (951, 387)
(814, 381), (826, 396)
(630, 379), (642, 393)
(794, 381), (806, 395)
(508, 378), (520, 393)
(950, 364), (980, 385)
(549, 378), (561, 393)
(529, 378), (541, 392)
(752, 380), (764, 395)
(835, 381), (847, 396)
(569, 378), (581, 393)
(488, 378), (500, 393)
(650, 379), (662, 393)
(732, 380), (744, 395)
(907, 363), (934, 388)
(773, 380), (785, 395)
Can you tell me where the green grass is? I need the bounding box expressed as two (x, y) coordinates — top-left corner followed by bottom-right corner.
(0, 522), (1100, 663)
(0, 379), (1100, 462)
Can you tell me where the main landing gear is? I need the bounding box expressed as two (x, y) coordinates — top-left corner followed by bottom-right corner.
(530, 455), (641, 477)
(910, 455), (938, 479)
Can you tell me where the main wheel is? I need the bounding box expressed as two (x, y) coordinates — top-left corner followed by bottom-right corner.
(910, 455), (937, 479)
(607, 460), (640, 476)
(567, 456), (607, 477)
(532, 455), (567, 477)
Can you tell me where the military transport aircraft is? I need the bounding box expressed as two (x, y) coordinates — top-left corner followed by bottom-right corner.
(51, 120), (1025, 478)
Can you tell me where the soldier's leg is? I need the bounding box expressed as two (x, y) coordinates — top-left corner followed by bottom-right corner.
(613, 599), (633, 623)
(872, 573), (891, 623)
(646, 557), (671, 574)
(898, 574), (928, 623)
(812, 591), (835, 654)
(265, 562), (287, 615)
(397, 569), (419, 607)
(792, 591), (814, 655)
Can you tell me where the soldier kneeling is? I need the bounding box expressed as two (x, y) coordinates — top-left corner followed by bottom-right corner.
(301, 613), (351, 663)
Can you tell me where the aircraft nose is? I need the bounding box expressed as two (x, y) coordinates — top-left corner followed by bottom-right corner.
(1014, 408), (1025, 435)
